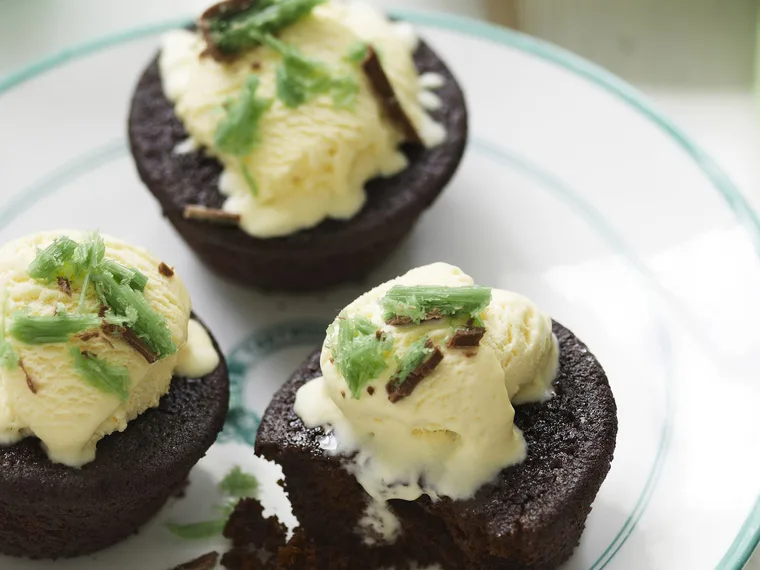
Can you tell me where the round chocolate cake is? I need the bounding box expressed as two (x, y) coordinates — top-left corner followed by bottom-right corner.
(0, 319), (230, 560)
(255, 321), (617, 570)
(128, 39), (468, 292)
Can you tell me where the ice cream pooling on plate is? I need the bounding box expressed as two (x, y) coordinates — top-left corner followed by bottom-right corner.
(160, 0), (446, 238)
(294, 263), (559, 538)
(0, 231), (220, 467)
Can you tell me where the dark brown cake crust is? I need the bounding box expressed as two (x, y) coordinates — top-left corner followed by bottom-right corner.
(128, 37), (468, 291)
(0, 319), (230, 559)
(255, 322), (617, 570)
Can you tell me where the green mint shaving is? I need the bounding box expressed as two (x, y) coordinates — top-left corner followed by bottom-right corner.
(167, 466), (259, 540)
(28, 238), (146, 295)
(25, 233), (176, 360)
(215, 74), (272, 158)
(166, 519), (227, 540)
(102, 260), (148, 292)
(70, 348), (131, 402)
(390, 335), (434, 388)
(219, 466), (259, 498)
(27, 237), (78, 282)
(0, 293), (17, 370)
(214, 74), (272, 196)
(72, 232), (106, 311)
(240, 162), (259, 196)
(380, 285), (492, 325)
(260, 34), (358, 109)
(202, 0), (325, 58)
(103, 306), (139, 328)
(344, 41), (369, 64)
(9, 308), (101, 344)
(92, 270), (176, 359)
(333, 315), (392, 399)
(0, 341), (16, 370)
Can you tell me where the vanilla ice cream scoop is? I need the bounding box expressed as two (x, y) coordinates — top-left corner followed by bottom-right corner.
(295, 263), (559, 505)
(160, 1), (445, 238)
(0, 231), (220, 467)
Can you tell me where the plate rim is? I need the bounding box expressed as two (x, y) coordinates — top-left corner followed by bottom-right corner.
(0, 8), (757, 569)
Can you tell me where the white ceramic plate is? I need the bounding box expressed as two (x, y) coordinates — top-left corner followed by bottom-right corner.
(0, 10), (758, 570)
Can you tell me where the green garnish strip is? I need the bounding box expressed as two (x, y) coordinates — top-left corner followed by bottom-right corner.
(69, 348), (131, 403)
(0, 292), (17, 370)
(27, 237), (78, 282)
(199, 0), (326, 60)
(9, 310), (101, 345)
(332, 315), (392, 399)
(381, 285), (493, 325)
(251, 31), (359, 110)
(75, 232), (105, 311)
(92, 270), (176, 358)
(344, 41), (369, 65)
(214, 74), (272, 195)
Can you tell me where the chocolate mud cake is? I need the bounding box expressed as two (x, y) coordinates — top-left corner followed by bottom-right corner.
(0, 343), (229, 559)
(0, 231), (229, 559)
(254, 264), (617, 569)
(128, 0), (467, 291)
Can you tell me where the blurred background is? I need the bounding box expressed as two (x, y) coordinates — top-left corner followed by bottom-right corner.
(1, 0), (758, 213)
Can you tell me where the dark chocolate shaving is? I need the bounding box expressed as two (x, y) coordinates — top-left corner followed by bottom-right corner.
(386, 340), (443, 403)
(375, 329), (383, 340)
(158, 262), (175, 278)
(18, 359), (37, 394)
(446, 327), (486, 348)
(198, 0), (254, 62)
(57, 276), (72, 297)
(362, 46), (422, 145)
(170, 551), (219, 570)
(367, 386), (375, 395)
(77, 330), (100, 342)
(102, 323), (159, 363)
(184, 204), (241, 225)
(386, 309), (442, 326)
(98, 304), (108, 318)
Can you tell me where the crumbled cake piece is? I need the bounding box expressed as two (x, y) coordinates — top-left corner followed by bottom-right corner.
(224, 498), (287, 551)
